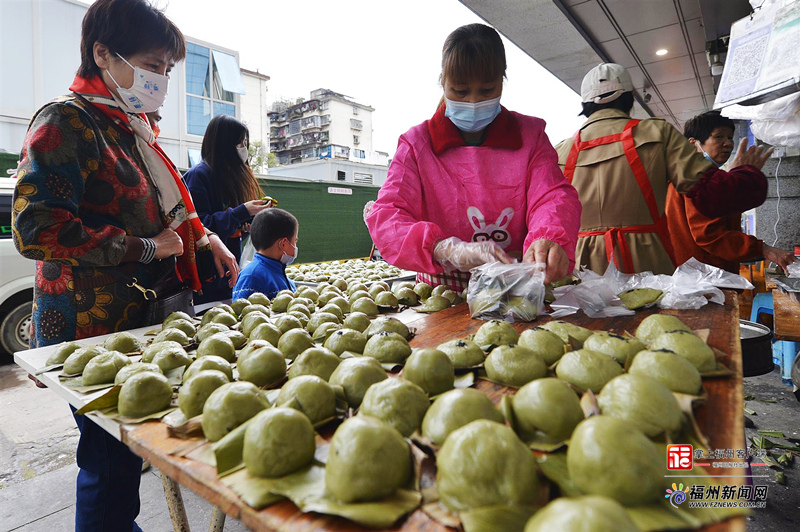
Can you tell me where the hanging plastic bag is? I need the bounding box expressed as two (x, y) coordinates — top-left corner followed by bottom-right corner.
(240, 235), (255, 269)
(786, 260), (800, 278)
(750, 115), (800, 148)
(467, 262), (546, 322)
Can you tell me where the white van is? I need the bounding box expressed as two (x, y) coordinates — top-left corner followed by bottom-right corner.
(0, 178), (35, 355)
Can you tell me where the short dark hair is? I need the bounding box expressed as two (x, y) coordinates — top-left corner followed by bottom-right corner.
(78, 0), (186, 78)
(580, 92), (635, 117)
(250, 209), (298, 251)
(683, 111), (735, 143)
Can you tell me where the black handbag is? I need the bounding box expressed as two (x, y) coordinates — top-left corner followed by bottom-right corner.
(140, 287), (195, 325)
(129, 269), (196, 326)
(73, 261), (195, 328)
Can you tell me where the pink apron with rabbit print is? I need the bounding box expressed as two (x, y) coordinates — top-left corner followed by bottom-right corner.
(366, 106), (581, 289)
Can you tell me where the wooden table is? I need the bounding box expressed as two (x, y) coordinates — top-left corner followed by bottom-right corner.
(772, 289), (800, 342)
(120, 292), (746, 532)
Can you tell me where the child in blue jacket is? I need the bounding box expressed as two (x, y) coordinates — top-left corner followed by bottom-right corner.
(233, 208), (298, 300)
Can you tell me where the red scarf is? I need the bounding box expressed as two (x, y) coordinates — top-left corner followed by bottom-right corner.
(428, 103), (523, 155)
(69, 74), (206, 291)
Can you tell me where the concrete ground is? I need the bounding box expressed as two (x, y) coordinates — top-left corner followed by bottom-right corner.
(1, 356), (798, 532)
(0, 358), (248, 532)
(742, 367), (800, 532)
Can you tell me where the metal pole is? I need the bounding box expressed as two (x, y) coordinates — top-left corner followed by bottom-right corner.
(160, 472), (191, 532)
(209, 506), (227, 532)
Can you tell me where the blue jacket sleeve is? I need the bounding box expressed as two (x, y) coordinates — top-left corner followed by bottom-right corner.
(185, 164), (251, 239)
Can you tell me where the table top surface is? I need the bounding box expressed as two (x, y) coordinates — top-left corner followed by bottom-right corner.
(16, 295), (746, 532)
(772, 288), (800, 342)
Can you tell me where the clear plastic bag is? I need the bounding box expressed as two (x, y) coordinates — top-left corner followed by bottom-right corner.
(550, 257), (754, 315)
(786, 260), (800, 278)
(240, 235), (255, 269)
(750, 116), (800, 148)
(467, 262), (546, 322)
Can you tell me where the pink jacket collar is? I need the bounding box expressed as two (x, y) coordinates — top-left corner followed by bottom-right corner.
(428, 103), (523, 155)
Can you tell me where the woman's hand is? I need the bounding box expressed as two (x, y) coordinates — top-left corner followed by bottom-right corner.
(523, 239), (569, 284)
(729, 138), (773, 171)
(433, 237), (512, 272)
(152, 229), (183, 259)
(763, 243), (797, 271)
(240, 222), (251, 234)
(244, 199), (273, 216)
(208, 233), (240, 287)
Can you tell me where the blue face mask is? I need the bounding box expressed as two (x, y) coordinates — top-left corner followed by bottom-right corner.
(701, 149), (722, 168)
(444, 96), (502, 133)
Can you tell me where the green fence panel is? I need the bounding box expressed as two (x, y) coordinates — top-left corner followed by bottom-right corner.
(259, 178), (379, 264)
(0, 152), (19, 177)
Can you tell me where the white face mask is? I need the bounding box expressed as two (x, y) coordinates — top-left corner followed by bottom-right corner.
(280, 239), (298, 265)
(107, 53), (169, 114)
(236, 145), (249, 164)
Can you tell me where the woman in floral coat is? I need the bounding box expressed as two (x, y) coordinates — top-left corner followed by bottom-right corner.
(12, 1), (237, 529)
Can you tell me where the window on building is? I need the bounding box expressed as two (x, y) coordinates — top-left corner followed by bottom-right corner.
(354, 149), (365, 159)
(187, 148), (202, 167)
(353, 135), (360, 145)
(354, 172), (373, 185)
(337, 170), (346, 181)
(320, 115), (331, 126)
(350, 119), (363, 130)
(185, 42), (245, 136)
(302, 116), (321, 129)
(352, 106), (359, 115)
(302, 147), (321, 159)
(320, 101), (330, 111)
(211, 50), (246, 96)
(289, 120), (302, 135)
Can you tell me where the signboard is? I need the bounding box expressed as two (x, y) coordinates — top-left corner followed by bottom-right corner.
(755, 2), (800, 91)
(327, 187), (353, 195)
(715, 1), (800, 108)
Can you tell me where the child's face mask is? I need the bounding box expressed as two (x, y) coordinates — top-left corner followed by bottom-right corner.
(280, 239), (298, 265)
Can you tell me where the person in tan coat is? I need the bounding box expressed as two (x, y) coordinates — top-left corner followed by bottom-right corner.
(555, 63), (773, 275)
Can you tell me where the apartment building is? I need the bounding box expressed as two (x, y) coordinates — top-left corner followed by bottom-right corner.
(268, 89), (387, 166)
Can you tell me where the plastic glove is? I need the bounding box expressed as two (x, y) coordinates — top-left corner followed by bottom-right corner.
(363, 201), (375, 224)
(433, 237), (512, 272)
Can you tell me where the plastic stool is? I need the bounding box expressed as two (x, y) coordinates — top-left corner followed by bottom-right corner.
(779, 342), (799, 385)
(750, 292), (774, 322)
(749, 292), (800, 384)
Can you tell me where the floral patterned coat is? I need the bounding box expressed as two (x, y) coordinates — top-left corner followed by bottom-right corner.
(13, 95), (173, 348)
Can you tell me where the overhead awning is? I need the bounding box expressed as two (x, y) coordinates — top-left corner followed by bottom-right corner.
(459, 0), (754, 129)
(212, 50), (246, 95)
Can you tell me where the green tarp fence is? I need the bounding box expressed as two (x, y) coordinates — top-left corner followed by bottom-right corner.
(256, 178), (378, 264)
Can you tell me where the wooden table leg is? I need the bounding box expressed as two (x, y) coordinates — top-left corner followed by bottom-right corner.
(161, 471), (191, 532)
(209, 506), (226, 532)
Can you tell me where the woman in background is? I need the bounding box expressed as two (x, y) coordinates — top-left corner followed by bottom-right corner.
(185, 114), (272, 303)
